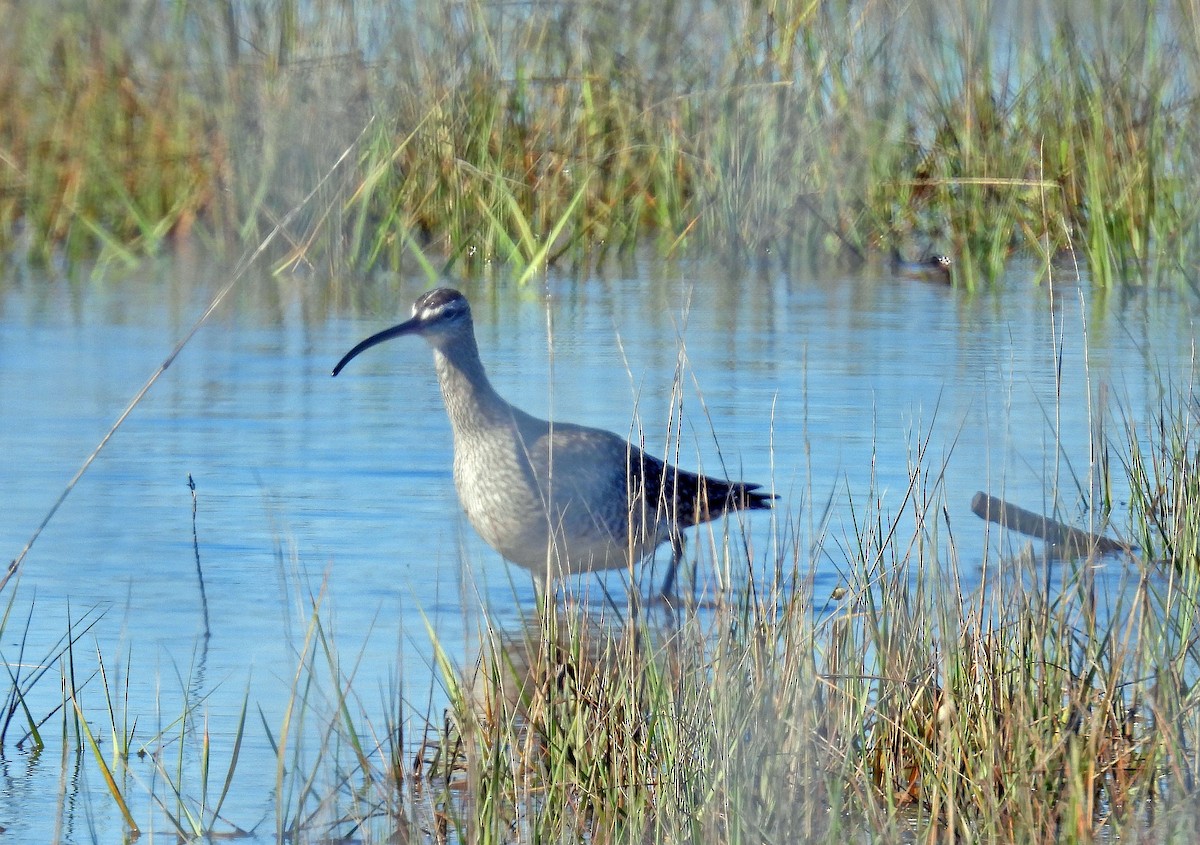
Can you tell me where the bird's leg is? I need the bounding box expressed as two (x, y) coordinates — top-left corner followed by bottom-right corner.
(658, 533), (686, 600)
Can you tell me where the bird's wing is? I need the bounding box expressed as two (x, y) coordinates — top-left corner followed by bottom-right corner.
(521, 421), (630, 499)
(516, 416), (769, 532)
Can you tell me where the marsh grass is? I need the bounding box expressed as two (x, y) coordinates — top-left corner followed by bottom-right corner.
(1121, 371), (1200, 570)
(399, 441), (1200, 844)
(12, 381), (1200, 842)
(6, 0), (1200, 284)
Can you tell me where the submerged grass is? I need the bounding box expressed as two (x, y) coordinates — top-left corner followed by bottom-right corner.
(5, 0), (1200, 285)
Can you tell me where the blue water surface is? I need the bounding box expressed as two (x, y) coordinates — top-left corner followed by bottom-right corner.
(0, 254), (1195, 840)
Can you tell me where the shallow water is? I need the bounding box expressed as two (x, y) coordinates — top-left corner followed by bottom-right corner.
(0, 254), (1195, 840)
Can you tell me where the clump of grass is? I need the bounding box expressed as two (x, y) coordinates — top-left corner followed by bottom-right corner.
(6, 1), (1200, 283)
(1120, 372), (1200, 571)
(0, 4), (221, 263)
(408, 446), (1200, 843)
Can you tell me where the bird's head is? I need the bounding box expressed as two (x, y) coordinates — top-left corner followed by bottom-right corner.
(332, 288), (473, 376)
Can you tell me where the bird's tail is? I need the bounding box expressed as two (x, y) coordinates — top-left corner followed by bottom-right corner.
(677, 474), (775, 527)
(709, 479), (776, 513)
(633, 453), (776, 529)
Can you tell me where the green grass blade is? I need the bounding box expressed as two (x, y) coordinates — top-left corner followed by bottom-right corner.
(71, 696), (139, 835)
(209, 685), (249, 823)
(515, 178), (590, 287)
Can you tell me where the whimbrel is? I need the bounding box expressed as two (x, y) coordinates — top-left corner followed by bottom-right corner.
(332, 288), (775, 598)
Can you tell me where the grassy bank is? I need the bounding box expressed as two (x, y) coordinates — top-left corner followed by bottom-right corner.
(3, 0), (1200, 285)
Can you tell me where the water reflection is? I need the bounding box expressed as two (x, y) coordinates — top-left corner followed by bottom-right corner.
(0, 255), (1195, 838)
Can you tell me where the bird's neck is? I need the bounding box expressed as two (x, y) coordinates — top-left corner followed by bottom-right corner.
(432, 334), (512, 435)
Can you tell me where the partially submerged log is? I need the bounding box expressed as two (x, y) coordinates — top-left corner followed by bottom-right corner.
(970, 492), (1130, 558)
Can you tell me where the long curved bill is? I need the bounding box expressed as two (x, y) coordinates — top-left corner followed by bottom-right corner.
(332, 316), (422, 376)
